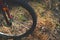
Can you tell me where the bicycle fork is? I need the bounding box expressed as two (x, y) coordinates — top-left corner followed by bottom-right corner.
(2, 6), (12, 26)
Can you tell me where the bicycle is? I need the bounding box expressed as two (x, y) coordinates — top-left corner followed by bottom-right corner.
(0, 0), (37, 40)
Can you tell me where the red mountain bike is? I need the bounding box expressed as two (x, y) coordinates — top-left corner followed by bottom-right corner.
(0, 0), (37, 40)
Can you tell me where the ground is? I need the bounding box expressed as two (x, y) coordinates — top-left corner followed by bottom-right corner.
(21, 2), (60, 40)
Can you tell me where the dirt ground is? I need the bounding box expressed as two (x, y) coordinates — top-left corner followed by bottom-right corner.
(21, 2), (60, 40)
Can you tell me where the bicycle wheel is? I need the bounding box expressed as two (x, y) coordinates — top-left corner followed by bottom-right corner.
(0, 0), (37, 39)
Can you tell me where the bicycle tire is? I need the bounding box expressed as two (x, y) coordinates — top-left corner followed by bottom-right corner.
(0, 0), (37, 39)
